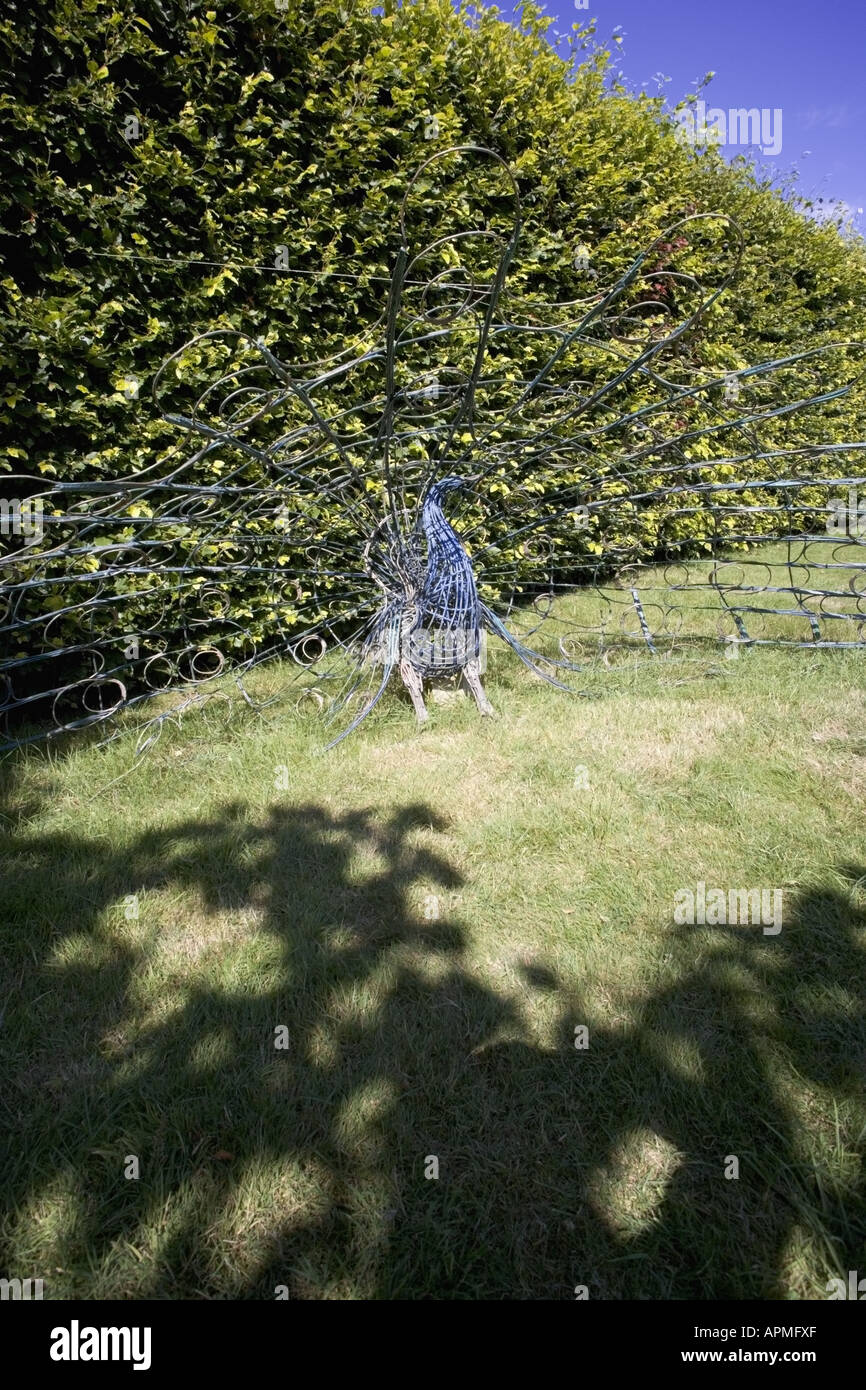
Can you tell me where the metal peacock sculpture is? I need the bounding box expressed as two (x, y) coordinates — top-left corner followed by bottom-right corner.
(2, 146), (865, 755)
(381, 474), (496, 724)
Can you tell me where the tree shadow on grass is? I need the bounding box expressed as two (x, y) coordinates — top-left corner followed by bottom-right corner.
(1, 783), (864, 1299)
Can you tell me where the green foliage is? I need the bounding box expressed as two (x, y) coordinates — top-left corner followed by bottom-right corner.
(2, 0), (865, 659)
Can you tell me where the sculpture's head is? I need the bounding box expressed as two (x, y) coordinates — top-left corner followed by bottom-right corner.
(426, 475), (478, 502)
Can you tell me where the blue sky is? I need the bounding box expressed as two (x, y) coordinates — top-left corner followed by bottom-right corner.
(513, 0), (865, 232)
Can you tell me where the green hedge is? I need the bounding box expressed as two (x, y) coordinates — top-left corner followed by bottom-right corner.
(2, 0), (865, 667)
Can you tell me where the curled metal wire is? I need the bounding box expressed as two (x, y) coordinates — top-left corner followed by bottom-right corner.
(2, 146), (865, 753)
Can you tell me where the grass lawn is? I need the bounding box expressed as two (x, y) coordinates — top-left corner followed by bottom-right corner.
(2, 545), (865, 1299)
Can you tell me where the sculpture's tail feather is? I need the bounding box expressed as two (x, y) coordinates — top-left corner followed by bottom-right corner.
(320, 609), (402, 750)
(481, 604), (581, 692)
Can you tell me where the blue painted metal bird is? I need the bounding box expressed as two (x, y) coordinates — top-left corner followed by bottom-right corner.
(339, 473), (571, 749)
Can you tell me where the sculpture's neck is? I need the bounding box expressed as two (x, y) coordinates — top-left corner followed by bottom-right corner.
(421, 496), (464, 555)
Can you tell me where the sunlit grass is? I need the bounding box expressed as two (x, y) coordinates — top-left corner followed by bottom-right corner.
(1, 545), (865, 1299)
